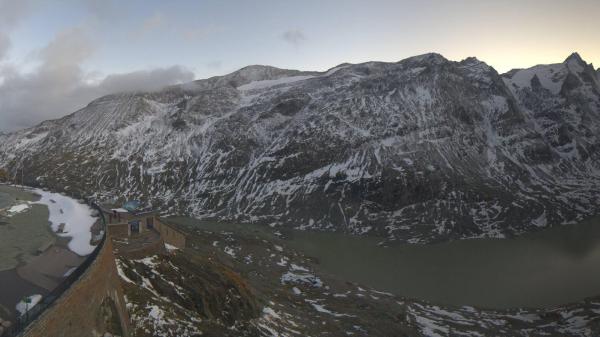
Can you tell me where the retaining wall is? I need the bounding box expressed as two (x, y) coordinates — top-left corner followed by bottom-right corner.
(155, 218), (187, 249)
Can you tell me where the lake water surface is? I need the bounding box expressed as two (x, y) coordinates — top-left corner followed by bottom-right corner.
(172, 216), (600, 309)
(0, 191), (12, 209)
(288, 218), (600, 309)
(0, 186), (52, 320)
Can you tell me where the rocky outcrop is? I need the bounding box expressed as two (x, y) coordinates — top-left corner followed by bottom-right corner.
(1, 53), (599, 243)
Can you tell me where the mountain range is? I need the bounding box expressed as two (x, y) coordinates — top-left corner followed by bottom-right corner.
(1, 52), (599, 243)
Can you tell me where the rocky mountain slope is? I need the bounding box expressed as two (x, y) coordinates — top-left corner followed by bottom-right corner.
(1, 53), (599, 243)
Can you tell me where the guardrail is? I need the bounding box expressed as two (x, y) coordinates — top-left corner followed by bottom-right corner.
(5, 201), (107, 337)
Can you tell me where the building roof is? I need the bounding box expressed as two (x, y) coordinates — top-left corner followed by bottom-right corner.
(122, 200), (141, 212)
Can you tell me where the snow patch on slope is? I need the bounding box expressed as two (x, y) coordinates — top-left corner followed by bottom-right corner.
(237, 75), (314, 91)
(6, 203), (31, 216)
(504, 63), (566, 94)
(33, 189), (97, 256)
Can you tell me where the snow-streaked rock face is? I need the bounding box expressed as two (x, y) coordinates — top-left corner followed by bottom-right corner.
(1, 54), (600, 243)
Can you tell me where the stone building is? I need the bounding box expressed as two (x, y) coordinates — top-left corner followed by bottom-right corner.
(103, 203), (186, 250)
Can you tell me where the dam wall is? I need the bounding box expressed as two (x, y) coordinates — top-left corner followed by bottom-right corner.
(14, 209), (190, 336)
(1, 197), (132, 337)
(20, 238), (130, 337)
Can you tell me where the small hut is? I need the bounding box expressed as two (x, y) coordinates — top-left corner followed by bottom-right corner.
(105, 201), (159, 238)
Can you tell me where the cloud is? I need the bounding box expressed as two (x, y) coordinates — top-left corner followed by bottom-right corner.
(0, 0), (33, 60)
(0, 33), (10, 60)
(0, 28), (195, 132)
(281, 29), (306, 46)
(0, 0), (32, 29)
(97, 66), (195, 93)
(130, 12), (166, 39)
(40, 28), (94, 68)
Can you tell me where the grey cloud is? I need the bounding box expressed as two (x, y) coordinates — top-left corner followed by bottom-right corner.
(0, 28), (195, 132)
(281, 29), (306, 46)
(39, 29), (93, 69)
(0, 0), (32, 29)
(0, 0), (33, 60)
(130, 12), (167, 39)
(0, 33), (10, 60)
(97, 66), (195, 93)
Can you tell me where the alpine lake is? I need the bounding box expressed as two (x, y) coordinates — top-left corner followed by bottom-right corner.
(0, 185), (82, 321)
(170, 215), (600, 310)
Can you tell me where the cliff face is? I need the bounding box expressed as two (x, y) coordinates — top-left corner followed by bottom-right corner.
(1, 53), (600, 242)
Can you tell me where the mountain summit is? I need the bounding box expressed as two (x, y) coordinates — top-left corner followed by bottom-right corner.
(1, 53), (599, 243)
(565, 52), (586, 65)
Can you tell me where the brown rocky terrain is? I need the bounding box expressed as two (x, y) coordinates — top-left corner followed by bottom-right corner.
(114, 220), (600, 337)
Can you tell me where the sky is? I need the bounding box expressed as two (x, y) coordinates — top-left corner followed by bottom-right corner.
(0, 0), (599, 132)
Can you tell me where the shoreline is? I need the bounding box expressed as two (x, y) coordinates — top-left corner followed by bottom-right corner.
(170, 215), (600, 310)
(0, 185), (97, 322)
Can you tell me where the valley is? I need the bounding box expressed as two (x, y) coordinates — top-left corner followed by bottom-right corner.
(2, 1), (600, 335)
(0, 51), (599, 336)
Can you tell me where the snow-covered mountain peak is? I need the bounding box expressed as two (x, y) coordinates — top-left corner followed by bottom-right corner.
(501, 53), (600, 95)
(402, 52), (448, 65)
(231, 65), (294, 80)
(564, 52), (586, 67)
(457, 57), (498, 82)
(461, 56), (485, 64)
(224, 65), (315, 88)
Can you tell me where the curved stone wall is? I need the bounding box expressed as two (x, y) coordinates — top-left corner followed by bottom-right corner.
(20, 239), (130, 337)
